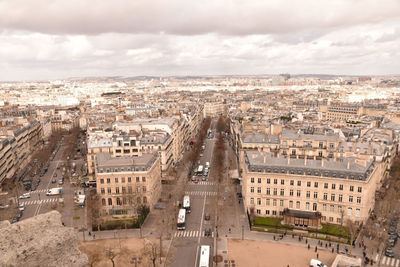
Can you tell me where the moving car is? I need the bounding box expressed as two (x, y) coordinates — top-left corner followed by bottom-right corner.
(204, 213), (210, 221)
(386, 248), (395, 257)
(18, 204), (25, 211)
(310, 259), (327, 267)
(205, 228), (212, 237)
(19, 193), (30, 199)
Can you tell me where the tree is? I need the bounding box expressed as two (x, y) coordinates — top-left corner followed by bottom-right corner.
(143, 241), (159, 267)
(105, 247), (117, 267)
(346, 219), (358, 254)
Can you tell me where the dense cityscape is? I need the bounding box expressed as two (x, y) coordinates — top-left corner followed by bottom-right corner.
(1, 1), (400, 267)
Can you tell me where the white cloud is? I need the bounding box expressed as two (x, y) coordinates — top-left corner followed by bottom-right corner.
(0, 1), (399, 80)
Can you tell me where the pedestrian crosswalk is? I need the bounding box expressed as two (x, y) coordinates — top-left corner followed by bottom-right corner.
(190, 181), (216, 186)
(24, 189), (48, 194)
(184, 191), (217, 196)
(20, 198), (59, 206)
(380, 256), (400, 267)
(174, 230), (214, 238)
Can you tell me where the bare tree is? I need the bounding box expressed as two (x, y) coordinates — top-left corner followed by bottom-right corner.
(143, 241), (159, 267)
(346, 219), (358, 254)
(105, 247), (117, 267)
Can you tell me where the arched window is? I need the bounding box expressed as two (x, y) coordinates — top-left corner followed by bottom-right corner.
(143, 196), (147, 204)
(101, 198), (106, 206)
(108, 198), (112, 206)
(116, 197), (121, 206)
(137, 197), (141, 204)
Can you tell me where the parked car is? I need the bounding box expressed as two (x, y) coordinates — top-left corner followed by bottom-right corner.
(194, 178), (199, 184)
(51, 178), (56, 183)
(201, 176), (207, 181)
(204, 213), (210, 221)
(53, 173), (57, 178)
(18, 204), (25, 211)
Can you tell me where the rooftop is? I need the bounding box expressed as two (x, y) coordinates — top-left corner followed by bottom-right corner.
(245, 151), (375, 181)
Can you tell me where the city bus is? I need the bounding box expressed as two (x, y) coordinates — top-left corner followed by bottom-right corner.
(199, 245), (210, 267)
(183, 195), (191, 213)
(177, 208), (186, 230)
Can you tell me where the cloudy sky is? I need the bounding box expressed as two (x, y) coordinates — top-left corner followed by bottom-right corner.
(1, 0), (400, 81)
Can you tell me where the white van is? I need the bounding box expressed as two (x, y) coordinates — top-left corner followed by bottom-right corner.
(310, 259), (327, 267)
(205, 162), (210, 168)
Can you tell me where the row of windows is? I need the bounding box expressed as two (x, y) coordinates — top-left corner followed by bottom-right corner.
(100, 186), (146, 194)
(101, 196), (147, 206)
(115, 148), (139, 153)
(249, 188), (362, 203)
(250, 178), (362, 192)
(251, 199), (361, 216)
(100, 176), (146, 184)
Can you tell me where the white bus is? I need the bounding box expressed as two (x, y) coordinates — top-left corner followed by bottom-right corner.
(177, 208), (186, 230)
(183, 195), (191, 213)
(199, 245), (210, 267)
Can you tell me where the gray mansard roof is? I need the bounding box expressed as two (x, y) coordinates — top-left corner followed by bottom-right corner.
(281, 129), (339, 142)
(96, 152), (158, 172)
(245, 151), (375, 181)
(242, 132), (280, 144)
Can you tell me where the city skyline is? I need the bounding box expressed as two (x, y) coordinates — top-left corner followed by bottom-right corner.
(1, 0), (400, 81)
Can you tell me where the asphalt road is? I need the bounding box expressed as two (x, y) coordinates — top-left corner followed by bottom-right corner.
(169, 121), (218, 267)
(18, 138), (78, 220)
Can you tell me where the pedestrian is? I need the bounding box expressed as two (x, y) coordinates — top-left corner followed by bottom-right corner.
(308, 244), (310, 250)
(305, 239), (308, 244)
(317, 253), (319, 259)
(273, 235), (275, 241)
(93, 234), (95, 239)
(88, 231), (91, 236)
(359, 242), (361, 248)
(331, 248), (334, 253)
(325, 243), (327, 248)
(292, 234), (294, 238)
(315, 246), (317, 252)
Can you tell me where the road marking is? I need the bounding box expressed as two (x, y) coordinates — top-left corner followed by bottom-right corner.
(396, 259), (400, 267)
(194, 195), (207, 267)
(390, 258), (394, 266)
(184, 191), (217, 196)
(382, 257), (388, 265)
(376, 254), (379, 262)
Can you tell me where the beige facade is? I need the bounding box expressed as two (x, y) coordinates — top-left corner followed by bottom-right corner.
(95, 152), (161, 216)
(326, 104), (363, 122)
(241, 151), (382, 226)
(0, 120), (43, 185)
(204, 102), (226, 117)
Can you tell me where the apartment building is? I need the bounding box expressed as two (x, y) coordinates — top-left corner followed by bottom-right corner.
(241, 151), (381, 227)
(204, 102), (226, 117)
(0, 136), (16, 185)
(87, 130), (173, 179)
(326, 104), (362, 122)
(0, 120), (43, 186)
(95, 152), (161, 216)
